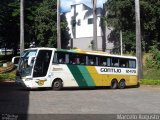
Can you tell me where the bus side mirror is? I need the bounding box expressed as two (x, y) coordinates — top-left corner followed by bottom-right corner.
(12, 56), (20, 66)
(28, 56), (35, 66)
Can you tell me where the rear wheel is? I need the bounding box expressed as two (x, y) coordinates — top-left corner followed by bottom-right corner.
(110, 79), (118, 89)
(118, 80), (126, 89)
(52, 79), (63, 90)
(135, 82), (140, 88)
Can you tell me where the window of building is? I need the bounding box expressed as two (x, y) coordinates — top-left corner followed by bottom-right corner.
(88, 18), (93, 24)
(77, 19), (81, 26)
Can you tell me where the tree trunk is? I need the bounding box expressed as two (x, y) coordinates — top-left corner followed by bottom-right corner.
(20, 0), (24, 55)
(92, 0), (97, 50)
(57, 0), (61, 49)
(135, 0), (143, 79)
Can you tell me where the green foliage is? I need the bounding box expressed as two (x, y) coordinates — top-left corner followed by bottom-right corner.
(145, 46), (160, 69)
(104, 0), (160, 52)
(123, 31), (136, 53)
(0, 72), (16, 81)
(34, 0), (57, 47)
(143, 68), (160, 80)
(0, 0), (70, 53)
(140, 79), (160, 85)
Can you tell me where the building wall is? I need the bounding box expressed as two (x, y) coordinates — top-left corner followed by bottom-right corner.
(65, 3), (114, 52)
(65, 4), (102, 38)
(73, 36), (102, 50)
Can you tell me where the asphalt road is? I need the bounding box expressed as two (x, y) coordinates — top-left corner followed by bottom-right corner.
(0, 82), (160, 120)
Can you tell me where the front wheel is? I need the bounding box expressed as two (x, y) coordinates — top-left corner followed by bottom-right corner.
(52, 79), (63, 90)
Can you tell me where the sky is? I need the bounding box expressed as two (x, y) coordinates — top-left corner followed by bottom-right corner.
(61, 0), (107, 12)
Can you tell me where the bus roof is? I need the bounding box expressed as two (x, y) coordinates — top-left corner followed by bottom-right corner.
(25, 47), (137, 59)
(57, 49), (137, 59)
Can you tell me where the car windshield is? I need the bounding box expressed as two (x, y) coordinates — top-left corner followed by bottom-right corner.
(18, 50), (37, 77)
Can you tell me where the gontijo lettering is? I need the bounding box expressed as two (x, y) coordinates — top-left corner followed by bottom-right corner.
(100, 68), (121, 73)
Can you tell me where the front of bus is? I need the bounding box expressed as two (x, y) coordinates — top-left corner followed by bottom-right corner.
(16, 49), (37, 88)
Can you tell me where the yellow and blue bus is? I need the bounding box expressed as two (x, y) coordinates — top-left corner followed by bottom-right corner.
(13, 47), (139, 90)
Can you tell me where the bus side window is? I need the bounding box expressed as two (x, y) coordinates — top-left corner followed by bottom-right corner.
(88, 55), (96, 66)
(111, 57), (119, 67)
(106, 57), (111, 67)
(129, 59), (136, 68)
(79, 54), (86, 65)
(99, 57), (107, 66)
(57, 52), (66, 64)
(119, 59), (129, 68)
(53, 52), (58, 63)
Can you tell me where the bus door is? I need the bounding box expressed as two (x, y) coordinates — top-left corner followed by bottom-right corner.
(32, 50), (52, 87)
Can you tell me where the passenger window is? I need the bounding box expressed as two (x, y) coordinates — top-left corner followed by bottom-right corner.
(107, 57), (111, 67)
(119, 59), (129, 68)
(69, 53), (79, 64)
(79, 54), (86, 65)
(57, 52), (66, 64)
(87, 55), (97, 66)
(129, 59), (136, 68)
(111, 57), (119, 67)
(99, 57), (107, 66)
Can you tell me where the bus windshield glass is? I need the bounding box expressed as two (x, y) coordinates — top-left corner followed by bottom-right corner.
(18, 50), (37, 77)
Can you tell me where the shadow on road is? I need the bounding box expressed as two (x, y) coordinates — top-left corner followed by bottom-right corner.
(0, 82), (29, 120)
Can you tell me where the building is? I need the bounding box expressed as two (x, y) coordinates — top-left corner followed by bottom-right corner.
(65, 3), (114, 52)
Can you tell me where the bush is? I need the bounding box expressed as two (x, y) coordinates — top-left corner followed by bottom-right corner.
(0, 72), (16, 81)
(145, 46), (160, 69)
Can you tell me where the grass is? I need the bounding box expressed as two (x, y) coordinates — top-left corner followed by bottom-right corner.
(0, 54), (17, 81)
(140, 79), (160, 85)
(0, 72), (16, 82)
(143, 68), (160, 80)
(139, 68), (160, 85)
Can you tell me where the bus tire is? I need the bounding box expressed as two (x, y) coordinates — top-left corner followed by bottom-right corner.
(110, 79), (118, 89)
(118, 80), (126, 89)
(135, 82), (140, 88)
(52, 79), (63, 90)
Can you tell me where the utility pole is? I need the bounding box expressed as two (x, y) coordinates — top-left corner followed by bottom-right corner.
(20, 0), (24, 55)
(135, 0), (143, 79)
(92, 0), (97, 50)
(120, 30), (123, 56)
(57, 0), (61, 49)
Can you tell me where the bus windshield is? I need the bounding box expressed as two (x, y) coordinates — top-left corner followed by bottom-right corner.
(18, 50), (37, 77)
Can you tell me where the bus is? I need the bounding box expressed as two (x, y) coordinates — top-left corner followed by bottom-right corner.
(12, 47), (139, 90)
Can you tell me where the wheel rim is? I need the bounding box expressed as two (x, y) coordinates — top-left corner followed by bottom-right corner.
(119, 81), (125, 88)
(54, 81), (60, 88)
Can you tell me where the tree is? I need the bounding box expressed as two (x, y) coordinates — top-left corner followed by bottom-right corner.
(0, 0), (20, 55)
(34, 0), (57, 47)
(104, 0), (160, 53)
(0, 0), (70, 54)
(34, 0), (70, 48)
